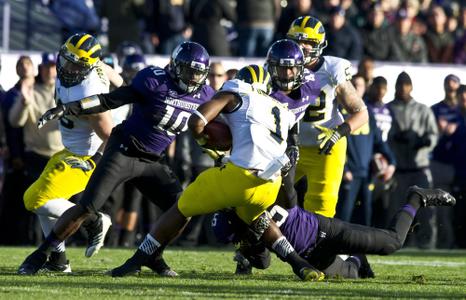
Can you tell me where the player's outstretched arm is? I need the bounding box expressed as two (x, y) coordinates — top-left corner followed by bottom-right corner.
(37, 86), (140, 129)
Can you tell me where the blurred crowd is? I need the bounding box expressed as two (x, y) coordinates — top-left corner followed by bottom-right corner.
(0, 0), (465, 251)
(38, 0), (466, 63)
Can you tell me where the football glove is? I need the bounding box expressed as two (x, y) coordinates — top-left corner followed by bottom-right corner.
(285, 145), (299, 166)
(37, 105), (66, 129)
(315, 123), (350, 155)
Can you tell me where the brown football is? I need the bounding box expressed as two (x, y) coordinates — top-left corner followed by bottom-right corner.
(203, 120), (232, 151)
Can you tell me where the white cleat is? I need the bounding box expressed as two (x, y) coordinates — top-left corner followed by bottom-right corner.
(85, 213), (112, 257)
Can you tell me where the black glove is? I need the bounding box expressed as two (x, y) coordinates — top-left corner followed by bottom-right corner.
(413, 134), (431, 150)
(37, 105), (66, 129)
(285, 145), (299, 166)
(316, 123), (351, 155)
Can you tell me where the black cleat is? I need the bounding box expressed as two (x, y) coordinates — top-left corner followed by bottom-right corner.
(234, 251), (252, 275)
(109, 249), (148, 277)
(17, 251), (48, 275)
(408, 186), (456, 207)
(353, 254), (375, 279)
(40, 260), (72, 273)
(144, 256), (178, 277)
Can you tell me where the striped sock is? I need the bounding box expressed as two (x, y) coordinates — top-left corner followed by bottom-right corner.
(272, 236), (295, 258)
(138, 234), (161, 256)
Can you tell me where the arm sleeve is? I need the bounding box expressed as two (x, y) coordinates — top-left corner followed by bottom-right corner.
(68, 85), (140, 115)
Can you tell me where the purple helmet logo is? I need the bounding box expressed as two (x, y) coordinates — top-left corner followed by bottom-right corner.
(266, 39), (305, 92)
(169, 42), (210, 94)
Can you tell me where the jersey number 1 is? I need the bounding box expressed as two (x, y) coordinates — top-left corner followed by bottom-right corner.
(270, 106), (283, 143)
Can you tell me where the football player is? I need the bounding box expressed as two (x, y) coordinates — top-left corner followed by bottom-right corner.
(17, 42), (215, 276)
(287, 16), (368, 217)
(20, 33), (120, 272)
(107, 65), (326, 281)
(213, 186), (456, 279)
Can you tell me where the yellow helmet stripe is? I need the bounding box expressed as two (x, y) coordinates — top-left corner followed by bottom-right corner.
(75, 34), (92, 49)
(247, 66), (258, 83)
(264, 71), (270, 85)
(88, 44), (102, 57)
(300, 16), (311, 29)
(258, 65), (264, 84)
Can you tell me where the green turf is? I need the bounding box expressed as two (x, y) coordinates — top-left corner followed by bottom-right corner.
(0, 247), (465, 299)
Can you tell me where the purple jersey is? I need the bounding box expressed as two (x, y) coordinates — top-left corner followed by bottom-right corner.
(270, 79), (319, 124)
(270, 206), (319, 257)
(123, 66), (215, 155)
(367, 102), (392, 142)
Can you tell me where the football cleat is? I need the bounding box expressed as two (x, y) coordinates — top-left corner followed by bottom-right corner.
(298, 266), (325, 282)
(40, 260), (72, 273)
(109, 249), (148, 277)
(17, 251), (48, 275)
(407, 186), (456, 207)
(144, 256), (178, 277)
(85, 213), (112, 258)
(234, 251), (252, 275)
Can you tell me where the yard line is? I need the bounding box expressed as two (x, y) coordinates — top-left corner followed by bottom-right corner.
(371, 259), (466, 267)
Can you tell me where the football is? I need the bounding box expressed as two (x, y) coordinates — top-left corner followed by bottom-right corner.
(203, 120), (232, 151)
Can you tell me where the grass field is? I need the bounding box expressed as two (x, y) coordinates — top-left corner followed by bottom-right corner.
(0, 247), (465, 299)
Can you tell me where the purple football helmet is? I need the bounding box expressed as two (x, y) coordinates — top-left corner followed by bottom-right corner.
(169, 41), (210, 93)
(122, 53), (146, 83)
(266, 39), (305, 92)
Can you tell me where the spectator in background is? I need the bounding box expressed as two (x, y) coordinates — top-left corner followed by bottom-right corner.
(388, 8), (428, 63)
(387, 71), (438, 249)
(337, 74), (396, 226)
(364, 76), (395, 228)
(459, 84), (466, 121)
(189, 0), (236, 57)
(452, 84), (466, 248)
(324, 6), (363, 61)
(454, 32), (466, 64)
(424, 5), (455, 63)
(46, 0), (100, 42)
(430, 74), (462, 249)
(8, 53), (63, 248)
(236, 0), (279, 57)
(360, 3), (392, 61)
(115, 41), (144, 68)
(0, 56), (33, 245)
(100, 0), (147, 52)
(275, 0), (316, 40)
(207, 62), (227, 91)
(146, 0), (191, 55)
(226, 68), (238, 80)
(357, 57), (375, 89)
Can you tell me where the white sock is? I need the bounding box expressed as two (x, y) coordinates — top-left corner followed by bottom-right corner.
(138, 234), (161, 255)
(35, 199), (74, 253)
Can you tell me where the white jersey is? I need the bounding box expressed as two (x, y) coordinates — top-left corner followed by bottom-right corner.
(221, 79), (295, 180)
(298, 56), (352, 147)
(55, 63), (110, 155)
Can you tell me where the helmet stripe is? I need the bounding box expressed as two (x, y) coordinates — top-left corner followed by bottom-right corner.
(88, 44), (102, 57)
(300, 16), (310, 29)
(75, 34), (92, 49)
(257, 65), (264, 84)
(247, 66), (258, 83)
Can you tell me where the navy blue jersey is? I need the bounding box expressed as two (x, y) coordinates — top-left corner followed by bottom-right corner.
(270, 205), (320, 257)
(123, 66), (215, 155)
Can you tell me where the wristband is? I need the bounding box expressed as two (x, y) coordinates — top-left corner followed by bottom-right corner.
(336, 122), (351, 137)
